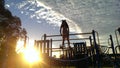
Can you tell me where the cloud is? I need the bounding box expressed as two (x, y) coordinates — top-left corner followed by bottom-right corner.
(38, 0), (120, 37)
(36, 0), (82, 33)
(15, 0), (82, 35)
(5, 4), (10, 8)
(17, 1), (28, 9)
(7, 0), (120, 42)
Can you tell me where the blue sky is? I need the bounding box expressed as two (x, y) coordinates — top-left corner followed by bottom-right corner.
(5, 0), (120, 45)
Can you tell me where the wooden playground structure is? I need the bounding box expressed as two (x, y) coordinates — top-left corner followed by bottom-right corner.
(34, 29), (120, 68)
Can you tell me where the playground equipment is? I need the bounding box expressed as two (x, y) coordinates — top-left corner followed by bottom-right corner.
(34, 30), (102, 68)
(115, 27), (120, 54)
(106, 35), (120, 67)
(99, 34), (120, 68)
(33, 28), (120, 68)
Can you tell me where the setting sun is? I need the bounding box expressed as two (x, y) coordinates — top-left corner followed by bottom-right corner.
(16, 39), (41, 64)
(23, 47), (40, 63)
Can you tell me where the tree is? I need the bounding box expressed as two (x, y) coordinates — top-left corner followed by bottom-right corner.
(0, 0), (5, 11)
(0, 0), (27, 67)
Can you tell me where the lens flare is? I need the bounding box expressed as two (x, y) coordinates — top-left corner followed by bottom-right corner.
(23, 48), (40, 63)
(16, 39), (24, 53)
(16, 39), (42, 64)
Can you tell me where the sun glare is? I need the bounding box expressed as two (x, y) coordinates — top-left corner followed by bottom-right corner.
(23, 47), (40, 63)
(16, 39), (24, 53)
(16, 39), (41, 64)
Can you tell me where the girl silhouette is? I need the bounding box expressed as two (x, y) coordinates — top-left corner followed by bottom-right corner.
(60, 20), (70, 48)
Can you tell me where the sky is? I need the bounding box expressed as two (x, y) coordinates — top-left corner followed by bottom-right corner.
(5, 0), (120, 46)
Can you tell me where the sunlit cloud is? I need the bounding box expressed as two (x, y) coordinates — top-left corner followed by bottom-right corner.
(5, 4), (10, 8)
(38, 0), (120, 38)
(29, 8), (35, 11)
(36, 1), (51, 10)
(21, 11), (24, 14)
(36, 0), (82, 33)
(6, 0), (120, 41)
(15, 0), (82, 34)
(17, 1), (28, 9)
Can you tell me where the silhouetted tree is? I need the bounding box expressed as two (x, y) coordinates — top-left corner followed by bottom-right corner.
(0, 0), (27, 67)
(0, 0), (5, 10)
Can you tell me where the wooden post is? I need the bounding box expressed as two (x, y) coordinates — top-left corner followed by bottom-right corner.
(44, 34), (46, 54)
(40, 41), (42, 53)
(24, 36), (27, 48)
(92, 30), (101, 68)
(109, 35), (117, 67)
(47, 40), (49, 56)
(50, 39), (52, 57)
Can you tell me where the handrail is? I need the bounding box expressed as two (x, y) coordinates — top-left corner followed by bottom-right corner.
(46, 32), (92, 37)
(52, 38), (90, 41)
